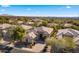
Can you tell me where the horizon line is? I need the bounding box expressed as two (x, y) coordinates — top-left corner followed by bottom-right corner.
(0, 14), (79, 17)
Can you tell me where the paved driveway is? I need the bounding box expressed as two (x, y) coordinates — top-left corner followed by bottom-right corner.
(21, 43), (46, 53)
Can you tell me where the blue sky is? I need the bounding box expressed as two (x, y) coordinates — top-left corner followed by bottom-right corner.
(0, 5), (79, 17)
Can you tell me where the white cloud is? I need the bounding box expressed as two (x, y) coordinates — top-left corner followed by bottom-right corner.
(0, 5), (10, 8)
(0, 9), (5, 12)
(36, 11), (40, 13)
(0, 5), (10, 12)
(66, 6), (71, 8)
(26, 8), (32, 11)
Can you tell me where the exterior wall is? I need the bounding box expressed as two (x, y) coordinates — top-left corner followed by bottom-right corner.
(74, 38), (79, 46)
(57, 35), (62, 39)
(2, 30), (7, 39)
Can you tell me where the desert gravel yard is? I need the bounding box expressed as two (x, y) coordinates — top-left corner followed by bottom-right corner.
(21, 43), (46, 53)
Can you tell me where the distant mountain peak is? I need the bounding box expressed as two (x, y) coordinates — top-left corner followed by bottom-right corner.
(0, 14), (13, 16)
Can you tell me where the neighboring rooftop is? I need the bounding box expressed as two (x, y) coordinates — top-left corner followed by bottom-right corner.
(26, 32), (37, 40)
(0, 24), (12, 30)
(57, 28), (79, 37)
(21, 24), (33, 30)
(36, 26), (53, 35)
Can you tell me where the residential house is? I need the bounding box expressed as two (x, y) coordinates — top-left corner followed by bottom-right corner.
(64, 23), (73, 27)
(25, 22), (34, 25)
(36, 26), (53, 36)
(25, 26), (53, 43)
(0, 24), (12, 36)
(74, 36), (79, 45)
(35, 26), (53, 41)
(56, 28), (79, 45)
(0, 24), (15, 41)
(0, 23), (12, 30)
(31, 18), (41, 22)
(48, 23), (58, 27)
(25, 32), (37, 43)
(21, 24), (33, 31)
(17, 21), (23, 25)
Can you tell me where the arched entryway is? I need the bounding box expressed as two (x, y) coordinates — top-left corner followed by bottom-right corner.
(36, 32), (47, 43)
